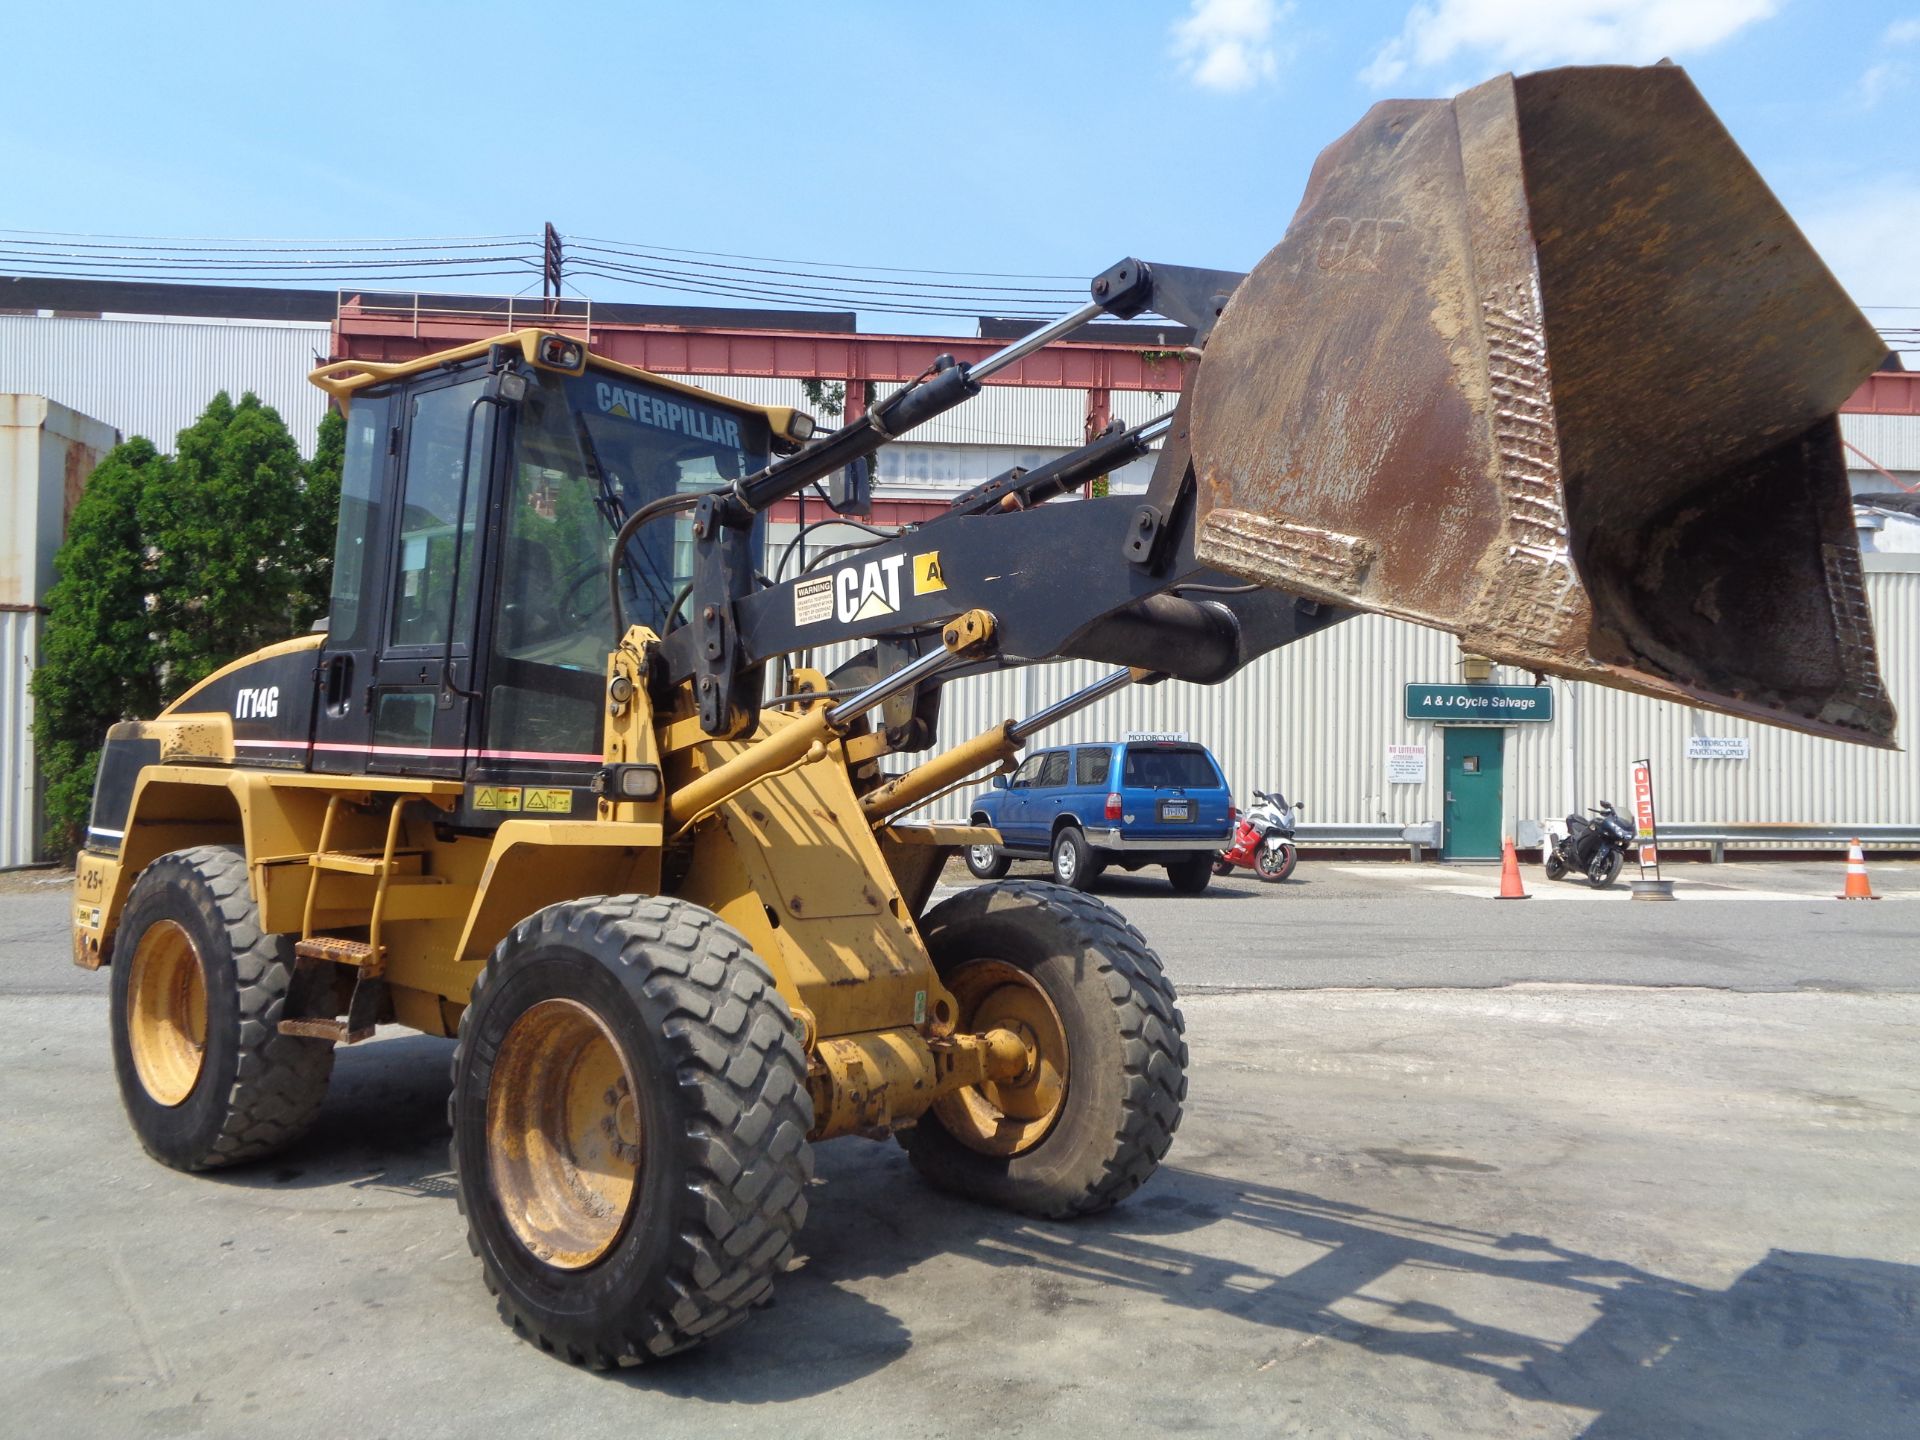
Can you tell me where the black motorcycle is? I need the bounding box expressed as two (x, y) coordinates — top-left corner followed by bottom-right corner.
(1546, 802), (1634, 888)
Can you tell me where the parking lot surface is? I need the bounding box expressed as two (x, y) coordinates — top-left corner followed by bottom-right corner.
(2, 861), (1916, 1438)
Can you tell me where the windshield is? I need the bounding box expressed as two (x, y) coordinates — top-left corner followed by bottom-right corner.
(486, 366), (771, 757)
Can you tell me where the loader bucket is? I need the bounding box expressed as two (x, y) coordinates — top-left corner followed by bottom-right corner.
(1190, 64), (1896, 745)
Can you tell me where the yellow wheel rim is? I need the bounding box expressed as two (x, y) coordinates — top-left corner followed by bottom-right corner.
(486, 998), (642, 1270)
(126, 919), (208, 1107)
(931, 960), (1070, 1157)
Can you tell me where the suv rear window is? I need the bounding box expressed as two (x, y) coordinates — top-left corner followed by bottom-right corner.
(1122, 746), (1219, 789)
(1075, 748), (1112, 786)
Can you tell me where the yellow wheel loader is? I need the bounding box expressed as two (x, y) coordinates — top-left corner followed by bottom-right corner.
(71, 65), (1893, 1366)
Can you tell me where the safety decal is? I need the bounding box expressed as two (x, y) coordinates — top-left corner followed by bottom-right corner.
(473, 786), (524, 812)
(912, 551), (946, 595)
(522, 788), (574, 814)
(794, 574), (834, 626)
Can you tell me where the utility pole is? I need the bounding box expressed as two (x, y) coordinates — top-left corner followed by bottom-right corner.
(542, 222), (563, 315)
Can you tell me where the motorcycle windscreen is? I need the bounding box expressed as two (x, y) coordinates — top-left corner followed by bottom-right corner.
(1189, 63), (1896, 746)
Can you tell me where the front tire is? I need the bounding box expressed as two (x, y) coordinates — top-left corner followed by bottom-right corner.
(451, 896), (813, 1366)
(1588, 848), (1625, 889)
(1254, 839), (1297, 883)
(110, 845), (334, 1171)
(904, 881), (1187, 1218)
(965, 841), (1011, 880)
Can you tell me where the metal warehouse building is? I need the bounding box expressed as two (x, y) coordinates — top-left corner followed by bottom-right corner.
(2, 280), (1917, 866)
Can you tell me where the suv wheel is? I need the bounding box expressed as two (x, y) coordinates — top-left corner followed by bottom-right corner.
(1051, 827), (1097, 891)
(965, 841), (1011, 880)
(1167, 855), (1214, 894)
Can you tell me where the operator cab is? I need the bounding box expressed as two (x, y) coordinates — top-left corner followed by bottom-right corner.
(311, 333), (790, 823)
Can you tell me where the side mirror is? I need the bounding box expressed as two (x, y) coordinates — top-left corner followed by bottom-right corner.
(828, 455), (872, 515)
(990, 774), (1009, 790)
(1295, 800), (1305, 815)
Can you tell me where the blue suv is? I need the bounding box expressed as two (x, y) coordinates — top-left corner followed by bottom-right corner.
(965, 739), (1233, 893)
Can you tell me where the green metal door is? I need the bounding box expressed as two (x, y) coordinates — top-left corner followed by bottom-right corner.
(1442, 727), (1504, 859)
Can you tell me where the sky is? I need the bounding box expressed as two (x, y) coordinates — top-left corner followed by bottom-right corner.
(2, 0), (1915, 340)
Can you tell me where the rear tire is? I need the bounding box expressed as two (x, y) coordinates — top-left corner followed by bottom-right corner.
(451, 895), (813, 1366)
(1051, 826), (1096, 891)
(1545, 852), (1568, 881)
(965, 841), (1011, 880)
(110, 845), (334, 1171)
(1167, 855), (1214, 894)
(904, 881), (1186, 1218)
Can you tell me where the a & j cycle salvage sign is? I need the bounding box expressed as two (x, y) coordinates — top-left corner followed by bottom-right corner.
(1404, 684), (1553, 722)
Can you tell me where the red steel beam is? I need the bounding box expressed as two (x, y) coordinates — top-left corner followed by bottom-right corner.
(334, 299), (1918, 412)
(334, 301), (1187, 392)
(1843, 370), (1920, 415)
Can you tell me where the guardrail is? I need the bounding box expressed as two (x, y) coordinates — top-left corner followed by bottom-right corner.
(1296, 823), (1442, 860)
(1647, 823), (1920, 863)
(1294, 821), (1920, 863)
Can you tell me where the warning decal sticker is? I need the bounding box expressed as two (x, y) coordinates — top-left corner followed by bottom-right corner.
(794, 574), (834, 626)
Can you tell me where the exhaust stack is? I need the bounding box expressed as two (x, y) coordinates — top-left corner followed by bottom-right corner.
(1190, 64), (1895, 745)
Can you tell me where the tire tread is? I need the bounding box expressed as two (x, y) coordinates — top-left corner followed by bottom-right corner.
(912, 879), (1187, 1219)
(450, 894), (812, 1366)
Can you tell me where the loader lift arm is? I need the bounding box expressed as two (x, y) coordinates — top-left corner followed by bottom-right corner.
(655, 256), (1344, 739)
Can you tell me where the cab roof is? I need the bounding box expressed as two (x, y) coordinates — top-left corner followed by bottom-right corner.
(307, 329), (808, 440)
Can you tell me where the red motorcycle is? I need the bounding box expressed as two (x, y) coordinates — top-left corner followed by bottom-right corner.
(1213, 790), (1299, 883)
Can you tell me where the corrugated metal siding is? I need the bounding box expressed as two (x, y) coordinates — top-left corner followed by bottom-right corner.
(1842, 413), (1920, 473)
(897, 568), (1918, 837)
(661, 374), (1092, 446)
(1, 609), (38, 868)
(0, 315), (332, 455)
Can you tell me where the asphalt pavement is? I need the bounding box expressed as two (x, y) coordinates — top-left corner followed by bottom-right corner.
(941, 855), (1920, 993)
(3, 859), (1916, 1438)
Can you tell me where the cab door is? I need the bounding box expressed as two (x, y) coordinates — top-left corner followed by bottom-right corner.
(313, 371), (497, 777)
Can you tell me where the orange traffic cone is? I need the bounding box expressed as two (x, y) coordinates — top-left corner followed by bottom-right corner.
(1838, 840), (1879, 900)
(1495, 837), (1530, 899)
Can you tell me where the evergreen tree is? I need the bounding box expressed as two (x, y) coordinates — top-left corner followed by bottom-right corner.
(142, 392), (308, 696)
(298, 405), (346, 624)
(30, 438), (168, 855)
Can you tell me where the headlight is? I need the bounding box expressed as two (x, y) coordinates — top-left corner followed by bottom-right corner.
(787, 412), (816, 443)
(535, 333), (586, 372)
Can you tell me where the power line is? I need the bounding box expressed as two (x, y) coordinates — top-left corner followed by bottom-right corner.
(568, 233), (1086, 281)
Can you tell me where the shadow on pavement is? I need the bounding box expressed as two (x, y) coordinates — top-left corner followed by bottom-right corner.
(188, 1035), (1920, 1426)
(775, 1152), (1919, 1429)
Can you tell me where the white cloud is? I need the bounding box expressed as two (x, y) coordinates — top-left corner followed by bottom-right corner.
(1173, 0), (1291, 93)
(1362, 0), (1779, 89)
(1888, 17), (1920, 45)
(1859, 60), (1910, 109)
(1797, 178), (1920, 311)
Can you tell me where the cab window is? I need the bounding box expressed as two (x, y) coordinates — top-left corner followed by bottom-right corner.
(1010, 754), (1045, 788)
(484, 367), (772, 757)
(1036, 752), (1070, 788)
(389, 378), (490, 650)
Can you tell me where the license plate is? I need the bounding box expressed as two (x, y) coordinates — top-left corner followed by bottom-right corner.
(1159, 799), (1192, 821)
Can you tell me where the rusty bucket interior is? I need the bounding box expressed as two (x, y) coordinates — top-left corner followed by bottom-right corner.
(1190, 63), (1896, 746)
